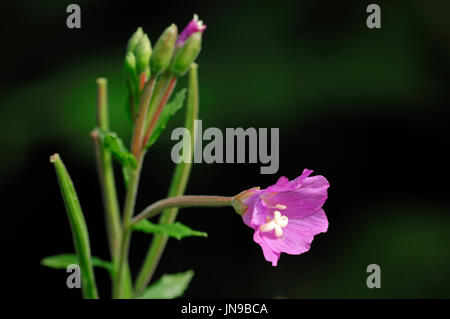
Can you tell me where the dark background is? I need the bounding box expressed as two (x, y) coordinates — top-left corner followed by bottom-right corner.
(1, 0), (449, 298)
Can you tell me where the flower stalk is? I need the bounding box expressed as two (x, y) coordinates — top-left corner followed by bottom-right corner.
(132, 196), (232, 226)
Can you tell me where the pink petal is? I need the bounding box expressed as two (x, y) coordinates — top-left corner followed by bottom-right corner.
(241, 191), (260, 227)
(267, 175), (329, 219)
(265, 176), (289, 192)
(261, 209), (328, 256)
(249, 198), (270, 227)
(253, 230), (280, 266)
(292, 168), (314, 186)
(176, 15), (206, 48)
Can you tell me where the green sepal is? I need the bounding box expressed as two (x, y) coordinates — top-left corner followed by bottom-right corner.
(150, 24), (178, 76)
(170, 33), (202, 77)
(231, 187), (260, 216)
(126, 27), (143, 53)
(134, 34), (152, 74)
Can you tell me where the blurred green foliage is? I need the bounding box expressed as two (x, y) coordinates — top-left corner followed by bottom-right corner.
(0, 2), (432, 178)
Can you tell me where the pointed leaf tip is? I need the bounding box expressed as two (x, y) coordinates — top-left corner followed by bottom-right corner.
(138, 270), (194, 299)
(145, 88), (187, 149)
(133, 219), (207, 240)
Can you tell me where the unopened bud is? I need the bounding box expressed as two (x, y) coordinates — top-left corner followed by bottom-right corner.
(134, 34), (152, 74)
(170, 32), (202, 77)
(176, 14), (206, 48)
(127, 27), (143, 53)
(150, 24), (178, 76)
(124, 51), (136, 73)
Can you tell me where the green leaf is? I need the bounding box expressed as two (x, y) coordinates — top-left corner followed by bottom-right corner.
(50, 154), (98, 299)
(138, 270), (194, 299)
(122, 165), (133, 188)
(97, 129), (137, 169)
(41, 254), (113, 272)
(133, 219), (207, 240)
(146, 88), (187, 149)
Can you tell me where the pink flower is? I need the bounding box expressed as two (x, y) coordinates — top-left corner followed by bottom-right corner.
(232, 169), (329, 266)
(176, 14), (206, 48)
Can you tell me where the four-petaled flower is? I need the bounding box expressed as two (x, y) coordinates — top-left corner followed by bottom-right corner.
(233, 169), (329, 266)
(176, 14), (207, 48)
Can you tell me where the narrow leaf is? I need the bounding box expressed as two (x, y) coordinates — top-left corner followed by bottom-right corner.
(139, 270), (194, 299)
(146, 88), (187, 149)
(97, 129), (137, 169)
(50, 154), (98, 299)
(122, 165), (133, 188)
(133, 219), (207, 240)
(41, 254), (113, 272)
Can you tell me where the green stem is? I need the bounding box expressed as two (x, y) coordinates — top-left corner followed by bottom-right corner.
(94, 78), (122, 261)
(113, 157), (143, 298)
(50, 154), (99, 299)
(94, 78), (133, 298)
(142, 76), (177, 148)
(134, 64), (199, 294)
(144, 72), (170, 128)
(114, 74), (157, 298)
(131, 195), (232, 225)
(131, 76), (156, 157)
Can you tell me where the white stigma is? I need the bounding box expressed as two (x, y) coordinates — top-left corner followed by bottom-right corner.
(260, 210), (289, 238)
(193, 14), (204, 27)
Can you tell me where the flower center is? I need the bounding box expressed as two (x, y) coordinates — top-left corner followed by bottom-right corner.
(260, 209), (289, 238)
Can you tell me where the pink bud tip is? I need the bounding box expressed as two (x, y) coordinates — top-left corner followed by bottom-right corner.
(176, 14), (206, 48)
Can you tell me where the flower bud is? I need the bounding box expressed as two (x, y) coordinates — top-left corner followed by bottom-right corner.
(149, 24), (178, 76)
(170, 32), (202, 77)
(176, 14), (206, 48)
(124, 51), (137, 73)
(126, 27), (143, 53)
(134, 34), (152, 74)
